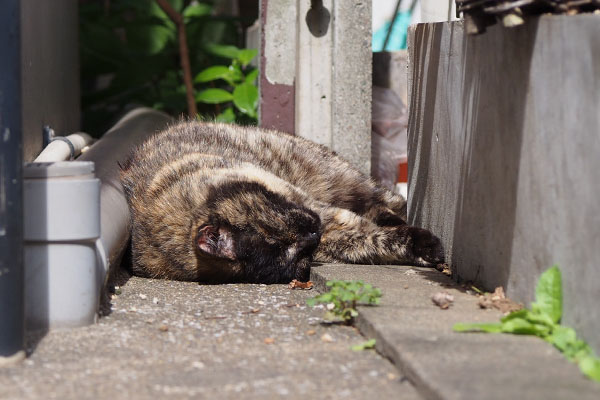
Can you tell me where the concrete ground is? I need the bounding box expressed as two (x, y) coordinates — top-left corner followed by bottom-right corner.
(0, 271), (418, 400)
(1, 263), (599, 399)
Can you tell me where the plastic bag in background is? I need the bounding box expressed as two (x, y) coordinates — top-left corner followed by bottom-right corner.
(371, 85), (408, 192)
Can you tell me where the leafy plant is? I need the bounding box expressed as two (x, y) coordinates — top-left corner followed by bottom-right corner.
(194, 44), (258, 122)
(306, 280), (382, 324)
(80, 0), (258, 135)
(454, 265), (600, 382)
(351, 338), (377, 352)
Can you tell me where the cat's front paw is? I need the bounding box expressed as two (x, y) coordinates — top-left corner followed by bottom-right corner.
(405, 227), (444, 267)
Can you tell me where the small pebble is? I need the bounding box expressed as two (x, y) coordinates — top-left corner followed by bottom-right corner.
(264, 337), (275, 344)
(306, 330), (316, 336)
(192, 361), (205, 369)
(321, 333), (334, 343)
(159, 324), (169, 332)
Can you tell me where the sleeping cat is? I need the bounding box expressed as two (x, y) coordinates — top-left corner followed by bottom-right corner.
(120, 121), (443, 284)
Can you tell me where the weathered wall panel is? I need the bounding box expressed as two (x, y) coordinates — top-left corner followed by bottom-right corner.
(407, 15), (600, 352)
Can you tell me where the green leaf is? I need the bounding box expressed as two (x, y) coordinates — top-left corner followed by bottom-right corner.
(245, 69), (259, 84)
(229, 63), (244, 83)
(233, 82), (258, 117)
(351, 339), (376, 351)
(546, 325), (591, 360)
(341, 292), (355, 302)
(183, 3), (212, 18)
(547, 328), (576, 355)
(125, 19), (174, 56)
(531, 265), (562, 323)
(196, 88), (233, 104)
(237, 49), (258, 66)
(453, 322), (503, 333)
(319, 293), (334, 302)
(579, 356), (600, 382)
(194, 66), (231, 83)
(500, 317), (550, 337)
(205, 43), (241, 59)
(215, 107), (236, 123)
(501, 309), (554, 329)
(500, 309), (528, 322)
(524, 310), (556, 328)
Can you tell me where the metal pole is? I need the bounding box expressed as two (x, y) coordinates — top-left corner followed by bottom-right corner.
(0, 0), (25, 363)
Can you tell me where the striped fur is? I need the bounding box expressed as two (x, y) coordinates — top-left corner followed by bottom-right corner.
(120, 121), (443, 283)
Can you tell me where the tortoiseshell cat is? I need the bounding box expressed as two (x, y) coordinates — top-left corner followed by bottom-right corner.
(120, 121), (443, 284)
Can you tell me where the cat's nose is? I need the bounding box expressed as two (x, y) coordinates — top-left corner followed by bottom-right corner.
(304, 231), (320, 245)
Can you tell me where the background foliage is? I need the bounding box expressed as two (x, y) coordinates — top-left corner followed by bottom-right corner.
(80, 0), (258, 136)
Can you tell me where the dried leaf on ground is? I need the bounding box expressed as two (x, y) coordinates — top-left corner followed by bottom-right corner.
(442, 266), (452, 276)
(435, 263), (452, 276)
(288, 279), (314, 290)
(432, 292), (454, 309)
(478, 286), (523, 314)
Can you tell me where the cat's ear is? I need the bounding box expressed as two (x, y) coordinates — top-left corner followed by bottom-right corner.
(196, 225), (236, 260)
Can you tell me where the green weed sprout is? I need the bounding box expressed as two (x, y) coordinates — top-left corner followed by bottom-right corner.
(307, 280), (382, 324)
(454, 265), (600, 382)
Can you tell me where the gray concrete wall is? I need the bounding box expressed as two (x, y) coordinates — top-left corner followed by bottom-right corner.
(21, 0), (80, 161)
(259, 0), (372, 175)
(407, 15), (600, 352)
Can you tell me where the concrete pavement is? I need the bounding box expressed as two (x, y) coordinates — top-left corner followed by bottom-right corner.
(1, 263), (599, 399)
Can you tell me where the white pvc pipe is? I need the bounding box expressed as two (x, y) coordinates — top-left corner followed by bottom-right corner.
(78, 108), (172, 288)
(34, 132), (94, 162)
(21, 108), (171, 330)
(23, 161), (101, 329)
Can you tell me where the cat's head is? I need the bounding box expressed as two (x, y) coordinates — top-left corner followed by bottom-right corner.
(194, 181), (321, 283)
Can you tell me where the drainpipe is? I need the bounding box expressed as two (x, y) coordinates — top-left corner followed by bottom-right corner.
(20, 108), (171, 332)
(20, 108), (171, 331)
(78, 108), (172, 287)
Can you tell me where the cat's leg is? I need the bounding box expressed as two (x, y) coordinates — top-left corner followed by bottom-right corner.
(313, 206), (443, 266)
(361, 189), (408, 226)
